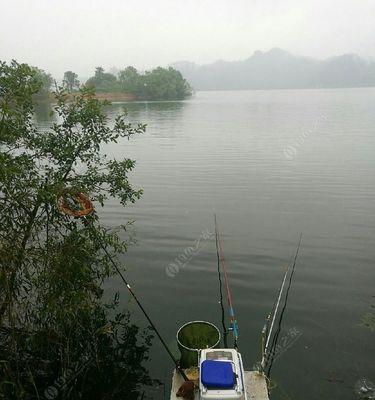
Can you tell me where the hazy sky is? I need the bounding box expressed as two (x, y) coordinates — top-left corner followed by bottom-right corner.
(1, 0), (374, 78)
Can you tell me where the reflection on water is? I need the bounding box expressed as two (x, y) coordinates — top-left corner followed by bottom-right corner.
(36, 89), (375, 400)
(115, 100), (186, 113)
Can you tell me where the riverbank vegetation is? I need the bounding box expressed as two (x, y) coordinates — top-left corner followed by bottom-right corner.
(15, 62), (193, 103)
(0, 60), (156, 399)
(86, 65), (193, 100)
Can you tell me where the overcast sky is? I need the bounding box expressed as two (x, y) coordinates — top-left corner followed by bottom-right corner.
(1, 0), (374, 78)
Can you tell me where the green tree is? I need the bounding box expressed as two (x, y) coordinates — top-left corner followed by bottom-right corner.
(95, 66), (105, 81)
(86, 67), (118, 92)
(85, 65), (192, 99)
(117, 66), (193, 100)
(118, 66), (141, 93)
(63, 70), (80, 92)
(0, 60), (154, 399)
(32, 66), (53, 102)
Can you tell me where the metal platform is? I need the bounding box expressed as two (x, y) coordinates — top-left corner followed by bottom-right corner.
(170, 369), (270, 400)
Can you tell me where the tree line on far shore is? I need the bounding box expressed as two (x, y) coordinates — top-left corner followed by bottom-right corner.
(32, 65), (193, 102)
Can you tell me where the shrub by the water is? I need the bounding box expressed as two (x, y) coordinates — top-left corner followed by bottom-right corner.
(0, 60), (156, 399)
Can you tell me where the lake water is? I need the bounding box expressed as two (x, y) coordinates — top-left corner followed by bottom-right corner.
(39, 89), (375, 399)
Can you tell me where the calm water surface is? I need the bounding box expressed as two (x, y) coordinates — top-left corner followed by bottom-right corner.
(41, 89), (375, 399)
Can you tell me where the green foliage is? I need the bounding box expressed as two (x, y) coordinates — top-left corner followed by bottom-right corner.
(0, 60), (154, 399)
(62, 71), (80, 92)
(142, 67), (192, 100)
(118, 66), (142, 93)
(0, 60), (41, 144)
(31, 66), (53, 102)
(86, 67), (119, 93)
(86, 66), (193, 100)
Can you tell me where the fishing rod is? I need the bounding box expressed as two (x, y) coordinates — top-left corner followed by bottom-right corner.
(214, 215), (239, 349)
(260, 234), (302, 375)
(91, 224), (189, 381)
(266, 233), (302, 377)
(57, 190), (189, 382)
(260, 265), (290, 372)
(214, 214), (228, 348)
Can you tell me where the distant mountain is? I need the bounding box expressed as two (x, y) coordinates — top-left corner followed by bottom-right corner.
(171, 48), (375, 90)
